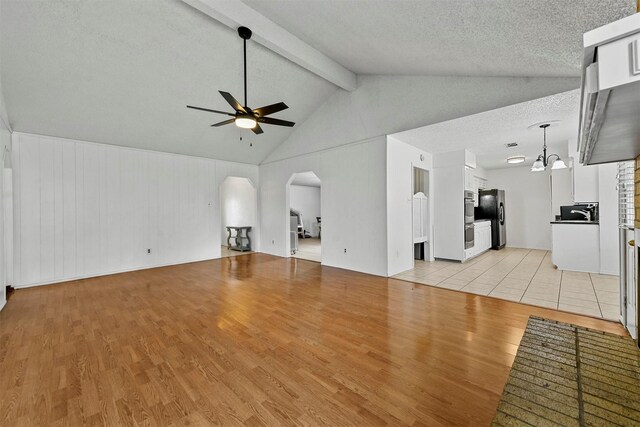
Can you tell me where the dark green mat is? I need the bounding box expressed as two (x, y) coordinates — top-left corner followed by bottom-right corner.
(492, 316), (640, 426)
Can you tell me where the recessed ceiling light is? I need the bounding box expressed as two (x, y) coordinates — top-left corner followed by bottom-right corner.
(507, 155), (526, 164)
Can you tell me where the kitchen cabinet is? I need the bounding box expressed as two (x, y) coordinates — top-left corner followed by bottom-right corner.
(551, 222), (600, 273)
(465, 220), (492, 260)
(464, 166), (473, 191)
(472, 175), (488, 206)
(465, 167), (487, 196)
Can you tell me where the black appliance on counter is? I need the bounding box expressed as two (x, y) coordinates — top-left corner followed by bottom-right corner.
(475, 189), (506, 249)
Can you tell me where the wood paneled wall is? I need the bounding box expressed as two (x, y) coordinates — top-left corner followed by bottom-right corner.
(12, 133), (258, 287)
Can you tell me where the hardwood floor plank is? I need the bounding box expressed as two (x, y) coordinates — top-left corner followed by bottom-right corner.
(0, 254), (626, 426)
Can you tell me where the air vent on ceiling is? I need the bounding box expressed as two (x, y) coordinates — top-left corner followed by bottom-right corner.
(505, 142), (518, 148)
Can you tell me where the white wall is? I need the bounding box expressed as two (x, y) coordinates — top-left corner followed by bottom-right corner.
(386, 136), (433, 276)
(551, 168), (573, 218)
(0, 20), (9, 308)
(0, 128), (7, 310)
(598, 163), (619, 275)
(290, 184), (321, 237)
(12, 132), (258, 288)
(220, 177), (257, 245)
(260, 136), (387, 277)
(486, 166), (554, 250)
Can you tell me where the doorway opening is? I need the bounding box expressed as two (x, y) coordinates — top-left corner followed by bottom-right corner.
(413, 166), (431, 264)
(220, 176), (257, 258)
(287, 172), (322, 263)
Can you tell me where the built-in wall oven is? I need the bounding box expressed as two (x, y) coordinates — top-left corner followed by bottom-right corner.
(464, 191), (475, 224)
(464, 191), (474, 249)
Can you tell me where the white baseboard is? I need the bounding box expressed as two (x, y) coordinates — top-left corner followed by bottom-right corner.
(598, 269), (619, 276)
(13, 255), (222, 289)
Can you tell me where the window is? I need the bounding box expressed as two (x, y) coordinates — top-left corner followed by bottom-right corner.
(617, 161), (635, 228)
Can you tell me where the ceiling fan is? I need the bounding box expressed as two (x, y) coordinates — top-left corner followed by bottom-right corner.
(187, 26), (295, 135)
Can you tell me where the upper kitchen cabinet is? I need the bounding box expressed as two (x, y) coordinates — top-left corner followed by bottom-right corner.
(578, 13), (640, 165)
(464, 150), (477, 169)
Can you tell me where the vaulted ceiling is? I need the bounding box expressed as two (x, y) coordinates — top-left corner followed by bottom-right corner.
(244, 0), (634, 77)
(0, 0), (635, 164)
(0, 0), (337, 164)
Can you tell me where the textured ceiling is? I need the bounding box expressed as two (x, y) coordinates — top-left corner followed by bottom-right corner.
(392, 90), (580, 170)
(1, 0), (634, 164)
(0, 0), (337, 164)
(243, 0), (635, 77)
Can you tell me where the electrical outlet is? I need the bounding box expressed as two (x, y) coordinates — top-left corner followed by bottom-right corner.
(344, 248), (347, 253)
(147, 249), (151, 254)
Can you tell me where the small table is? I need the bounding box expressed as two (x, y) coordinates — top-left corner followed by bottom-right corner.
(226, 226), (252, 252)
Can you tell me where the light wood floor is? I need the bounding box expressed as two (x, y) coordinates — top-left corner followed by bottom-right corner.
(0, 254), (625, 426)
(220, 245), (253, 258)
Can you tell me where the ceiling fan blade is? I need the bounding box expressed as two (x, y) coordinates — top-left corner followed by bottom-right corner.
(219, 91), (247, 113)
(187, 105), (235, 116)
(251, 124), (264, 135)
(211, 118), (236, 127)
(258, 117), (295, 127)
(253, 102), (288, 117)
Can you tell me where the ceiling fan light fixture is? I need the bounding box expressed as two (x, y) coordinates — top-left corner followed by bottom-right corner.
(186, 26), (294, 136)
(235, 116), (257, 129)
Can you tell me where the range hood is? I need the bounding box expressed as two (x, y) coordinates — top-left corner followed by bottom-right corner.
(578, 13), (640, 165)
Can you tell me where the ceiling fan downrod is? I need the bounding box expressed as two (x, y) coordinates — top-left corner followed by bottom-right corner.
(238, 26), (252, 109)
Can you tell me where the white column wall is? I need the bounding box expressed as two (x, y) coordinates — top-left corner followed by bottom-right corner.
(12, 132), (258, 288)
(259, 136), (388, 277)
(598, 163), (619, 275)
(386, 136), (433, 276)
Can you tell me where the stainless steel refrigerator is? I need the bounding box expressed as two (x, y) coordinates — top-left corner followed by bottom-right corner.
(475, 189), (506, 249)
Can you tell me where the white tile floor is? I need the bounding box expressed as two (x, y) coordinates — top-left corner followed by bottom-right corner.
(393, 247), (620, 321)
